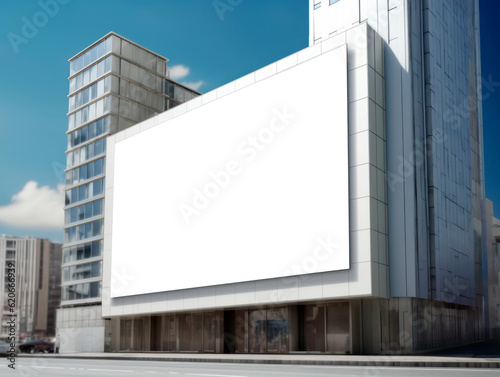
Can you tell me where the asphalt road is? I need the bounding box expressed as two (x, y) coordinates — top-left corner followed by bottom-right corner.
(4, 359), (500, 377)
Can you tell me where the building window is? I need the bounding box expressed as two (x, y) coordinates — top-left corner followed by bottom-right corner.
(67, 137), (107, 169)
(329, 0), (339, 5)
(6, 250), (15, 259)
(6, 241), (15, 248)
(69, 56), (112, 94)
(65, 199), (104, 225)
(66, 157), (106, 186)
(314, 2), (321, 9)
(62, 281), (101, 301)
(62, 261), (102, 282)
(63, 240), (102, 264)
(69, 76), (111, 112)
(70, 37), (112, 76)
(68, 96), (111, 131)
(64, 219), (104, 244)
(68, 116), (110, 149)
(65, 178), (104, 206)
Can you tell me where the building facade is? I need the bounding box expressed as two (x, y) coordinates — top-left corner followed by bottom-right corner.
(0, 236), (61, 341)
(309, 0), (486, 351)
(57, 32), (200, 353)
(486, 199), (500, 339)
(64, 0), (487, 354)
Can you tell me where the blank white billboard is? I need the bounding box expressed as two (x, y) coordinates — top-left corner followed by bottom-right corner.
(110, 46), (349, 298)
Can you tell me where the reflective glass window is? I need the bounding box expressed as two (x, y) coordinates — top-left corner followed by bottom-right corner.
(86, 160), (94, 178)
(70, 207), (77, 223)
(66, 158), (105, 187)
(70, 189), (77, 203)
(64, 219), (103, 244)
(93, 179), (103, 196)
(93, 220), (101, 237)
(62, 240), (102, 264)
(70, 37), (111, 76)
(95, 118), (103, 135)
(88, 123), (95, 139)
(92, 241), (101, 257)
(98, 41), (105, 57)
(84, 222), (92, 238)
(83, 243), (91, 258)
(81, 126), (88, 142)
(68, 116), (109, 149)
(94, 138), (103, 155)
(93, 199), (102, 216)
(65, 178), (104, 206)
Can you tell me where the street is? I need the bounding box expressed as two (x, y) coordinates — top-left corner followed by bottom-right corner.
(5, 359), (500, 377)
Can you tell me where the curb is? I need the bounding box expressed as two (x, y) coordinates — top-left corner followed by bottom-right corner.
(17, 354), (500, 368)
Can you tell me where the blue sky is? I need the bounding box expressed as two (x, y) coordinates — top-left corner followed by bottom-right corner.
(0, 0), (498, 242)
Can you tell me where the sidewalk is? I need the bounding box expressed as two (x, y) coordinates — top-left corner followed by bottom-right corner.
(18, 349), (500, 368)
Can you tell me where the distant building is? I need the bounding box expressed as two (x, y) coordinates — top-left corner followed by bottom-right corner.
(57, 32), (200, 353)
(0, 236), (61, 341)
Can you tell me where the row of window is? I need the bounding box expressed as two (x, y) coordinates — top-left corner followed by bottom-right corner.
(70, 37), (112, 76)
(66, 157), (105, 187)
(68, 93), (159, 131)
(68, 96), (111, 131)
(120, 38), (165, 75)
(65, 178), (105, 206)
(69, 76), (111, 112)
(63, 240), (102, 264)
(118, 76), (164, 112)
(65, 199), (103, 225)
(113, 96), (157, 123)
(68, 116), (110, 149)
(69, 56), (112, 95)
(63, 261), (102, 283)
(120, 59), (163, 93)
(313, 0), (340, 9)
(62, 281), (101, 301)
(64, 219), (103, 244)
(165, 99), (182, 111)
(163, 80), (199, 103)
(67, 137), (106, 169)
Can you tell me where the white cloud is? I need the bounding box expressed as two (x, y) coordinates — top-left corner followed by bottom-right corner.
(169, 64), (190, 80)
(0, 181), (64, 229)
(168, 64), (204, 91)
(181, 81), (204, 91)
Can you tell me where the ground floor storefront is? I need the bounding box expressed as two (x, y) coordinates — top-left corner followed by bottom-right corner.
(111, 302), (351, 354)
(108, 298), (484, 354)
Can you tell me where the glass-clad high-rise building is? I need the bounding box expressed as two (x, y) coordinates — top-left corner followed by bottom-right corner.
(58, 33), (200, 353)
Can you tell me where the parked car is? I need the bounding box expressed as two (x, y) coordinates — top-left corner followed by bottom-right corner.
(0, 340), (11, 355)
(18, 340), (54, 354)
